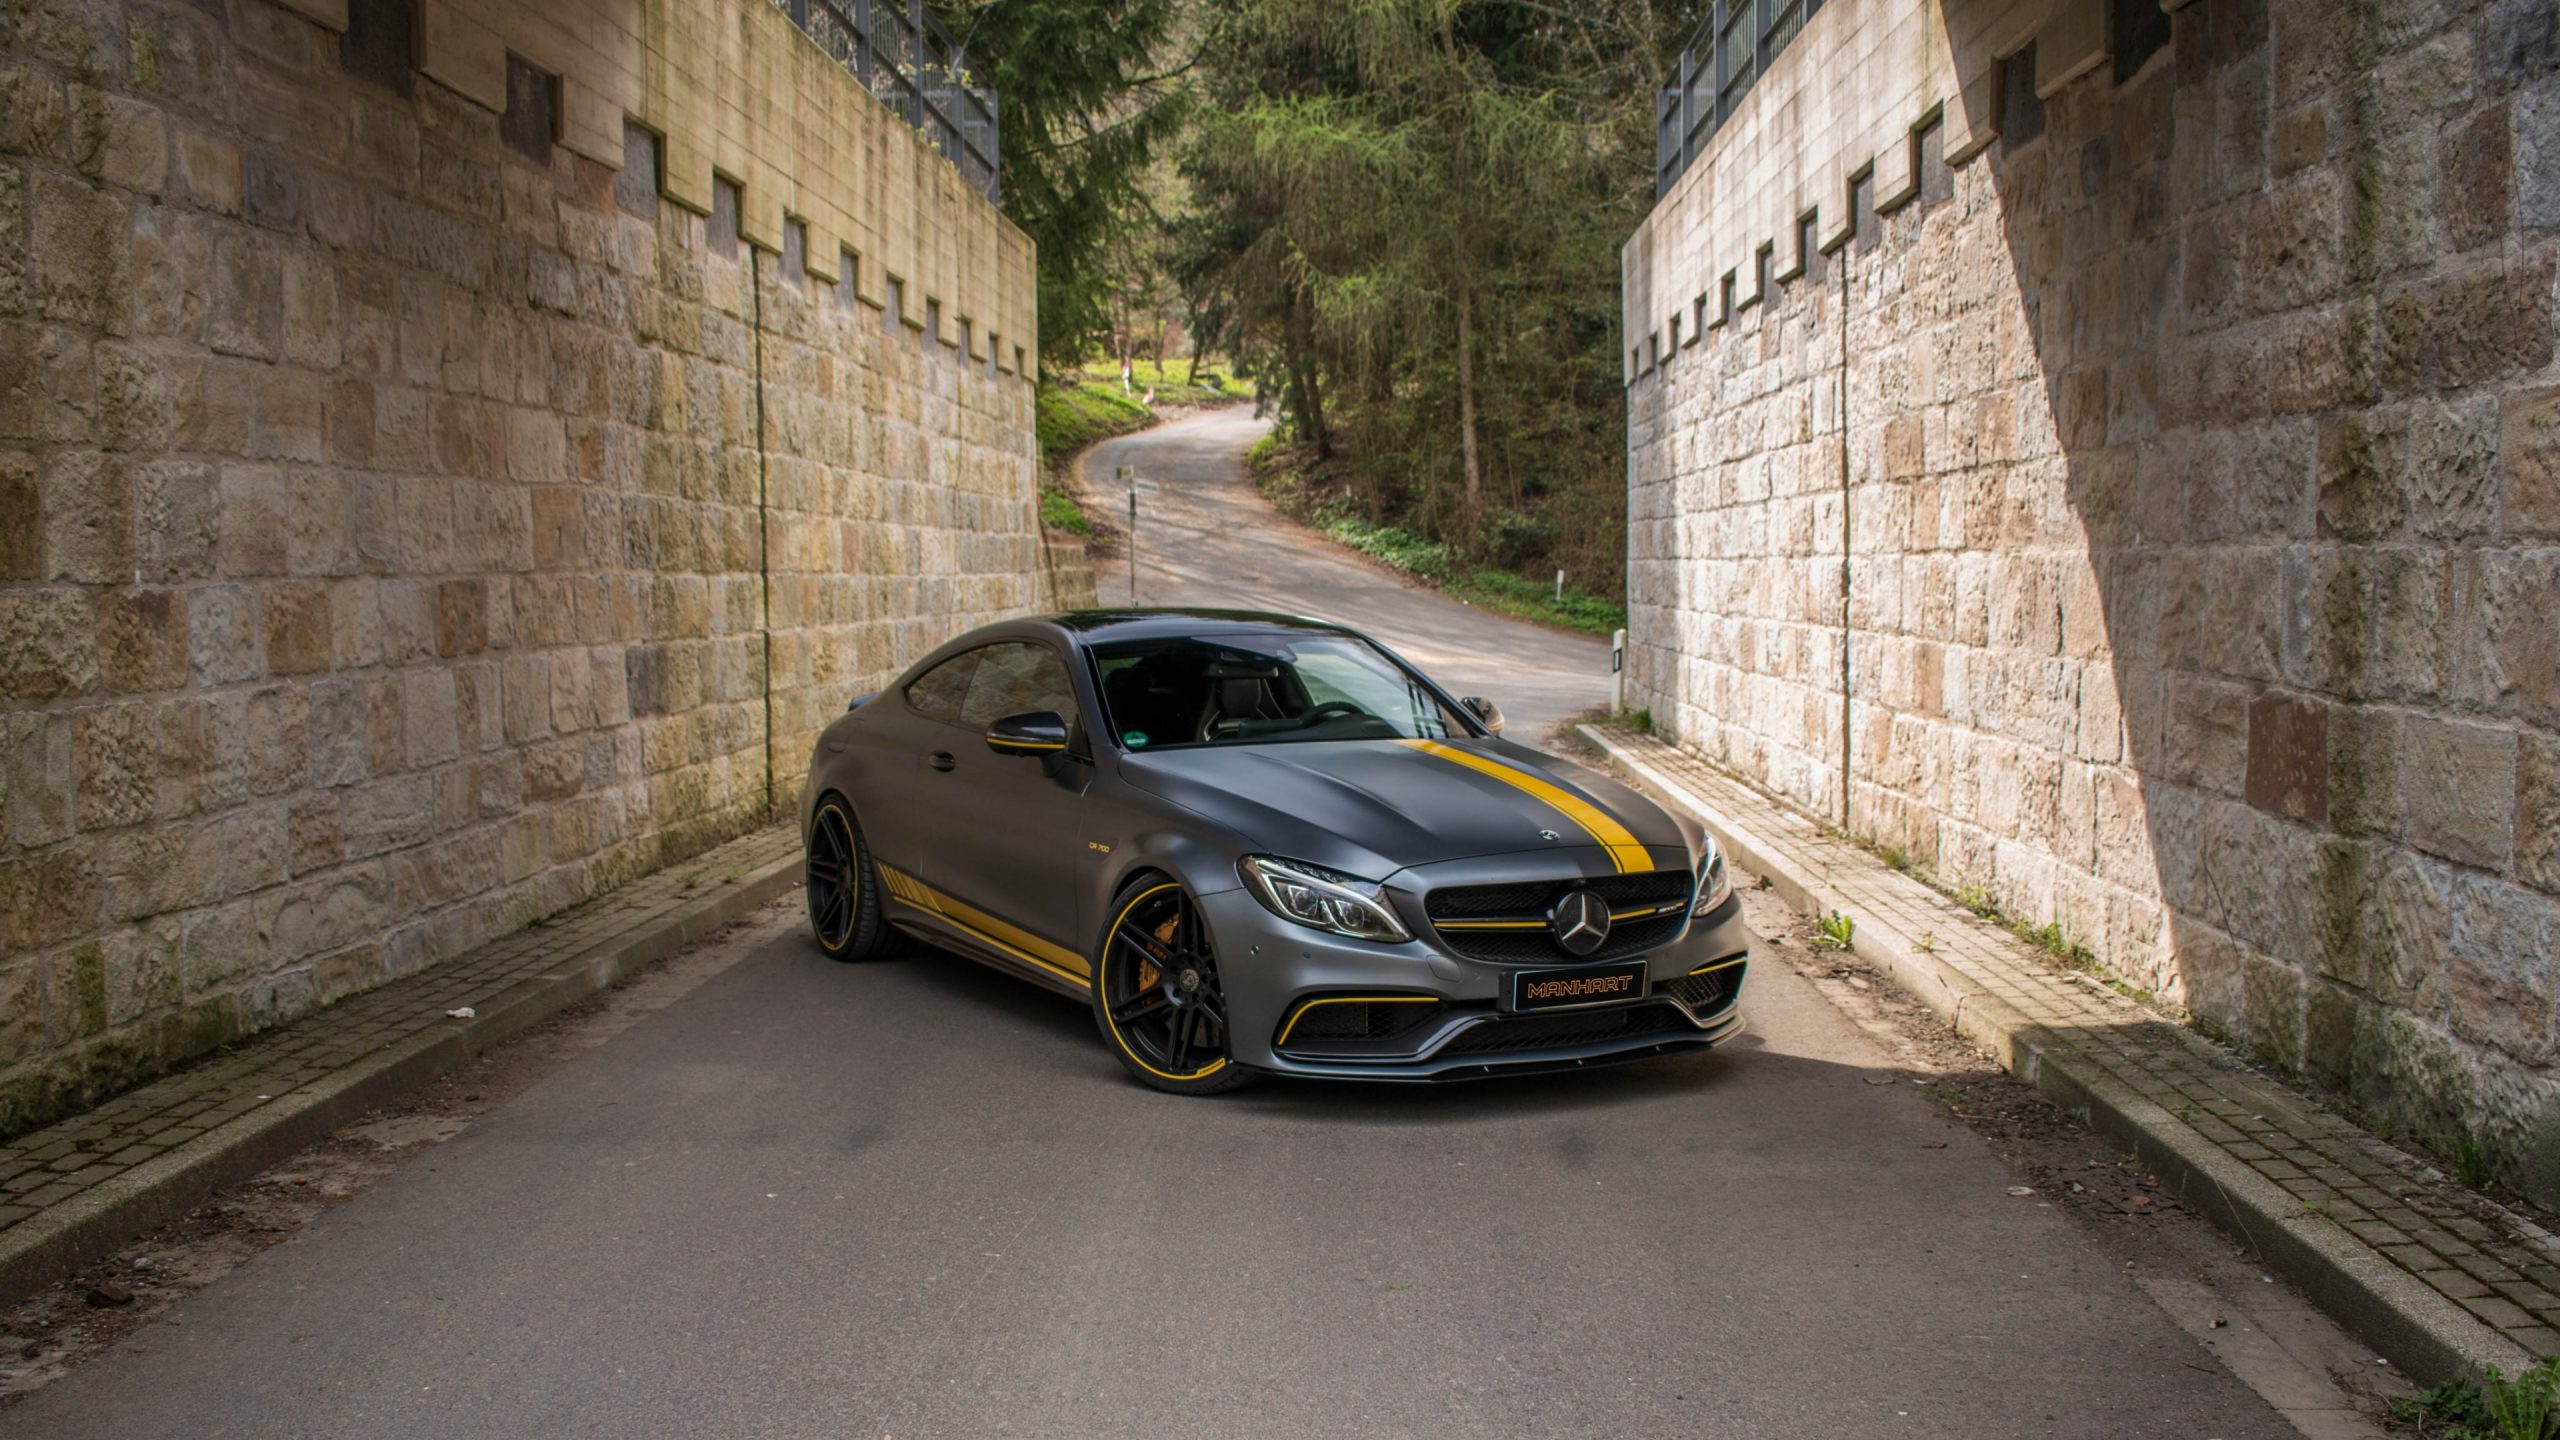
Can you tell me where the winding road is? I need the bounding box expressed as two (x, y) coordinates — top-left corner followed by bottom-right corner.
(1083, 407), (1610, 744)
(0, 409), (2351, 1439)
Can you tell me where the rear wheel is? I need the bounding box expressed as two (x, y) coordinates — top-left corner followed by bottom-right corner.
(1091, 880), (1251, 1094)
(805, 796), (895, 961)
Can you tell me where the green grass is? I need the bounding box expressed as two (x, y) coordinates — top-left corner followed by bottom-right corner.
(1077, 357), (1255, 408)
(2392, 1358), (2560, 1440)
(1944, 880), (2113, 979)
(1247, 442), (1627, 636)
(1035, 381), (1154, 471)
(1039, 487), (1091, 534)
(1813, 911), (1856, 950)
(2446, 1130), (2496, 1191)
(1273, 505), (1628, 637)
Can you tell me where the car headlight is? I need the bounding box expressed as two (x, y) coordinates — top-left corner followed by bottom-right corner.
(1692, 840), (1733, 915)
(1239, 856), (1413, 943)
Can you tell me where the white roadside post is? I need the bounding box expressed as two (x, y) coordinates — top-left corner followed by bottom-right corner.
(1611, 628), (1626, 714)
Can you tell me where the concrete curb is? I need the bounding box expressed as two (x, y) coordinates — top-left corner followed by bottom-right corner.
(0, 848), (803, 1309)
(1580, 724), (2536, 1383)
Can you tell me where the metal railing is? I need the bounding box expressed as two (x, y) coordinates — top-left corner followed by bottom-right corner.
(1656, 0), (1821, 200)
(776, 0), (1001, 204)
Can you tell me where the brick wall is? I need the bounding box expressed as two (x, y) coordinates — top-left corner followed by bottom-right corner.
(0, 0), (1045, 1130)
(1627, 0), (2560, 1203)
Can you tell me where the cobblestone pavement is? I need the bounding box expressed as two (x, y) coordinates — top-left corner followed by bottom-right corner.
(1587, 725), (2560, 1379)
(0, 825), (801, 1300)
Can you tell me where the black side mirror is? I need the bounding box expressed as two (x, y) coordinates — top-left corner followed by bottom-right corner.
(1460, 696), (1505, 735)
(987, 710), (1070, 756)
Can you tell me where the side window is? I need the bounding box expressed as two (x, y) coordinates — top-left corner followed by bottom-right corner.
(960, 643), (1078, 728)
(904, 650), (981, 721)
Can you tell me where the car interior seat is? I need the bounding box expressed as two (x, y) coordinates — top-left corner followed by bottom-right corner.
(1103, 660), (1200, 747)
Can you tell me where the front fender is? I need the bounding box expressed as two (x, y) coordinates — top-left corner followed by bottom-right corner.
(1078, 768), (1257, 963)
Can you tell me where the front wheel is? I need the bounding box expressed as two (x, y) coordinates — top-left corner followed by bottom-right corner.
(806, 795), (896, 961)
(1091, 881), (1252, 1094)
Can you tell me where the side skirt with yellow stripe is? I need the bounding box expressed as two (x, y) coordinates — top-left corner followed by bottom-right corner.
(876, 863), (1092, 993)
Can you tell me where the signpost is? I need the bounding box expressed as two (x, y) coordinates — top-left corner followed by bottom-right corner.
(1611, 627), (1626, 714)
(1118, 466), (1157, 605)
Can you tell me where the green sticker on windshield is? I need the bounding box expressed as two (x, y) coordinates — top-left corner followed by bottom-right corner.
(1124, 731), (1149, 748)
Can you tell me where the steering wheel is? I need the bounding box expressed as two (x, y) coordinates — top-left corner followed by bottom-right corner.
(1298, 701), (1367, 728)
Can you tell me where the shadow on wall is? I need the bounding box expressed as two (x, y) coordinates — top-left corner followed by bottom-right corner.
(1906, 0), (2560, 1200)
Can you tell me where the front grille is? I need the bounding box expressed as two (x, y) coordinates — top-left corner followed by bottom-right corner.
(1438, 1002), (1691, 1057)
(1425, 870), (1693, 964)
(1665, 962), (1744, 1014)
(1426, 870), (1691, 921)
(1436, 914), (1686, 964)
(1282, 998), (1444, 1046)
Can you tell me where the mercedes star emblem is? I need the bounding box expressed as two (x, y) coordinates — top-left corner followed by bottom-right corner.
(1548, 889), (1612, 957)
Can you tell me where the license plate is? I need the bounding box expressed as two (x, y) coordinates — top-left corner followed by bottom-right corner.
(1509, 960), (1648, 1012)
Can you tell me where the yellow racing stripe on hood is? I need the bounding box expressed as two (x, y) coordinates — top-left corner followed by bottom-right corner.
(1396, 739), (1652, 873)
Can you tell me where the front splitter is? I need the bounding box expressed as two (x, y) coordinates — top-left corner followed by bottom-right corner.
(1246, 1007), (1744, 1082)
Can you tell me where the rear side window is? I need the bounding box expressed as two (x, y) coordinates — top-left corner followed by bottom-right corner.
(960, 643), (1078, 727)
(904, 650), (981, 720)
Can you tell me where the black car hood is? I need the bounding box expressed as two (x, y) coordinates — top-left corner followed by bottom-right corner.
(1116, 738), (1693, 880)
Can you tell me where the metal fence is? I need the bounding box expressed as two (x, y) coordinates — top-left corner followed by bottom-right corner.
(776, 0), (1001, 204)
(1655, 0), (1822, 200)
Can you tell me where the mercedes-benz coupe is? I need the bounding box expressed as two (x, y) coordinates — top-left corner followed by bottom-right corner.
(799, 610), (1749, 1093)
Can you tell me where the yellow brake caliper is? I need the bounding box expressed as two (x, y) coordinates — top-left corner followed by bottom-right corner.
(1136, 913), (1178, 990)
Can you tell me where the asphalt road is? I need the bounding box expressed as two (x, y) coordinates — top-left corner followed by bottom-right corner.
(0, 411), (2300, 1439)
(1085, 407), (1611, 743)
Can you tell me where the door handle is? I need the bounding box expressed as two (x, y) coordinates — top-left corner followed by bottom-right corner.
(929, 752), (956, 772)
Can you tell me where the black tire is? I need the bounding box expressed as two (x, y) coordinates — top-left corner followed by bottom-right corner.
(1089, 878), (1253, 1094)
(806, 795), (895, 961)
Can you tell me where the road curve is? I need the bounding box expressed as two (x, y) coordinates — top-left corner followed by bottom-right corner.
(1082, 407), (1611, 744)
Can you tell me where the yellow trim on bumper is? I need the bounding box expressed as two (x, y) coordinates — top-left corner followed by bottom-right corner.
(1275, 995), (1443, 1048)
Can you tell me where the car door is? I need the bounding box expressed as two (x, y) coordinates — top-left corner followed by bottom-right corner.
(914, 640), (1093, 981)
(860, 646), (981, 881)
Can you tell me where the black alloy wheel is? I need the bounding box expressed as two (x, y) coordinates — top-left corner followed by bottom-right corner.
(1092, 881), (1250, 1093)
(806, 796), (894, 961)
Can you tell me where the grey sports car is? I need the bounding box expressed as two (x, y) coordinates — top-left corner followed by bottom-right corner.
(799, 610), (1750, 1092)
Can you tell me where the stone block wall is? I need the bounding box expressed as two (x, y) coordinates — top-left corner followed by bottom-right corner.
(1627, 0), (2560, 1202)
(0, 0), (1043, 1130)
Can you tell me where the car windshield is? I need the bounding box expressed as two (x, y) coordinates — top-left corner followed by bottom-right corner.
(1090, 633), (1468, 751)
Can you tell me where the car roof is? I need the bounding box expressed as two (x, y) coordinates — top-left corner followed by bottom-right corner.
(1045, 609), (1358, 644)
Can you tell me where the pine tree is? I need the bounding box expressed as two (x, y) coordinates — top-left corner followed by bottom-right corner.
(933, 0), (1190, 374)
(1173, 0), (1697, 584)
